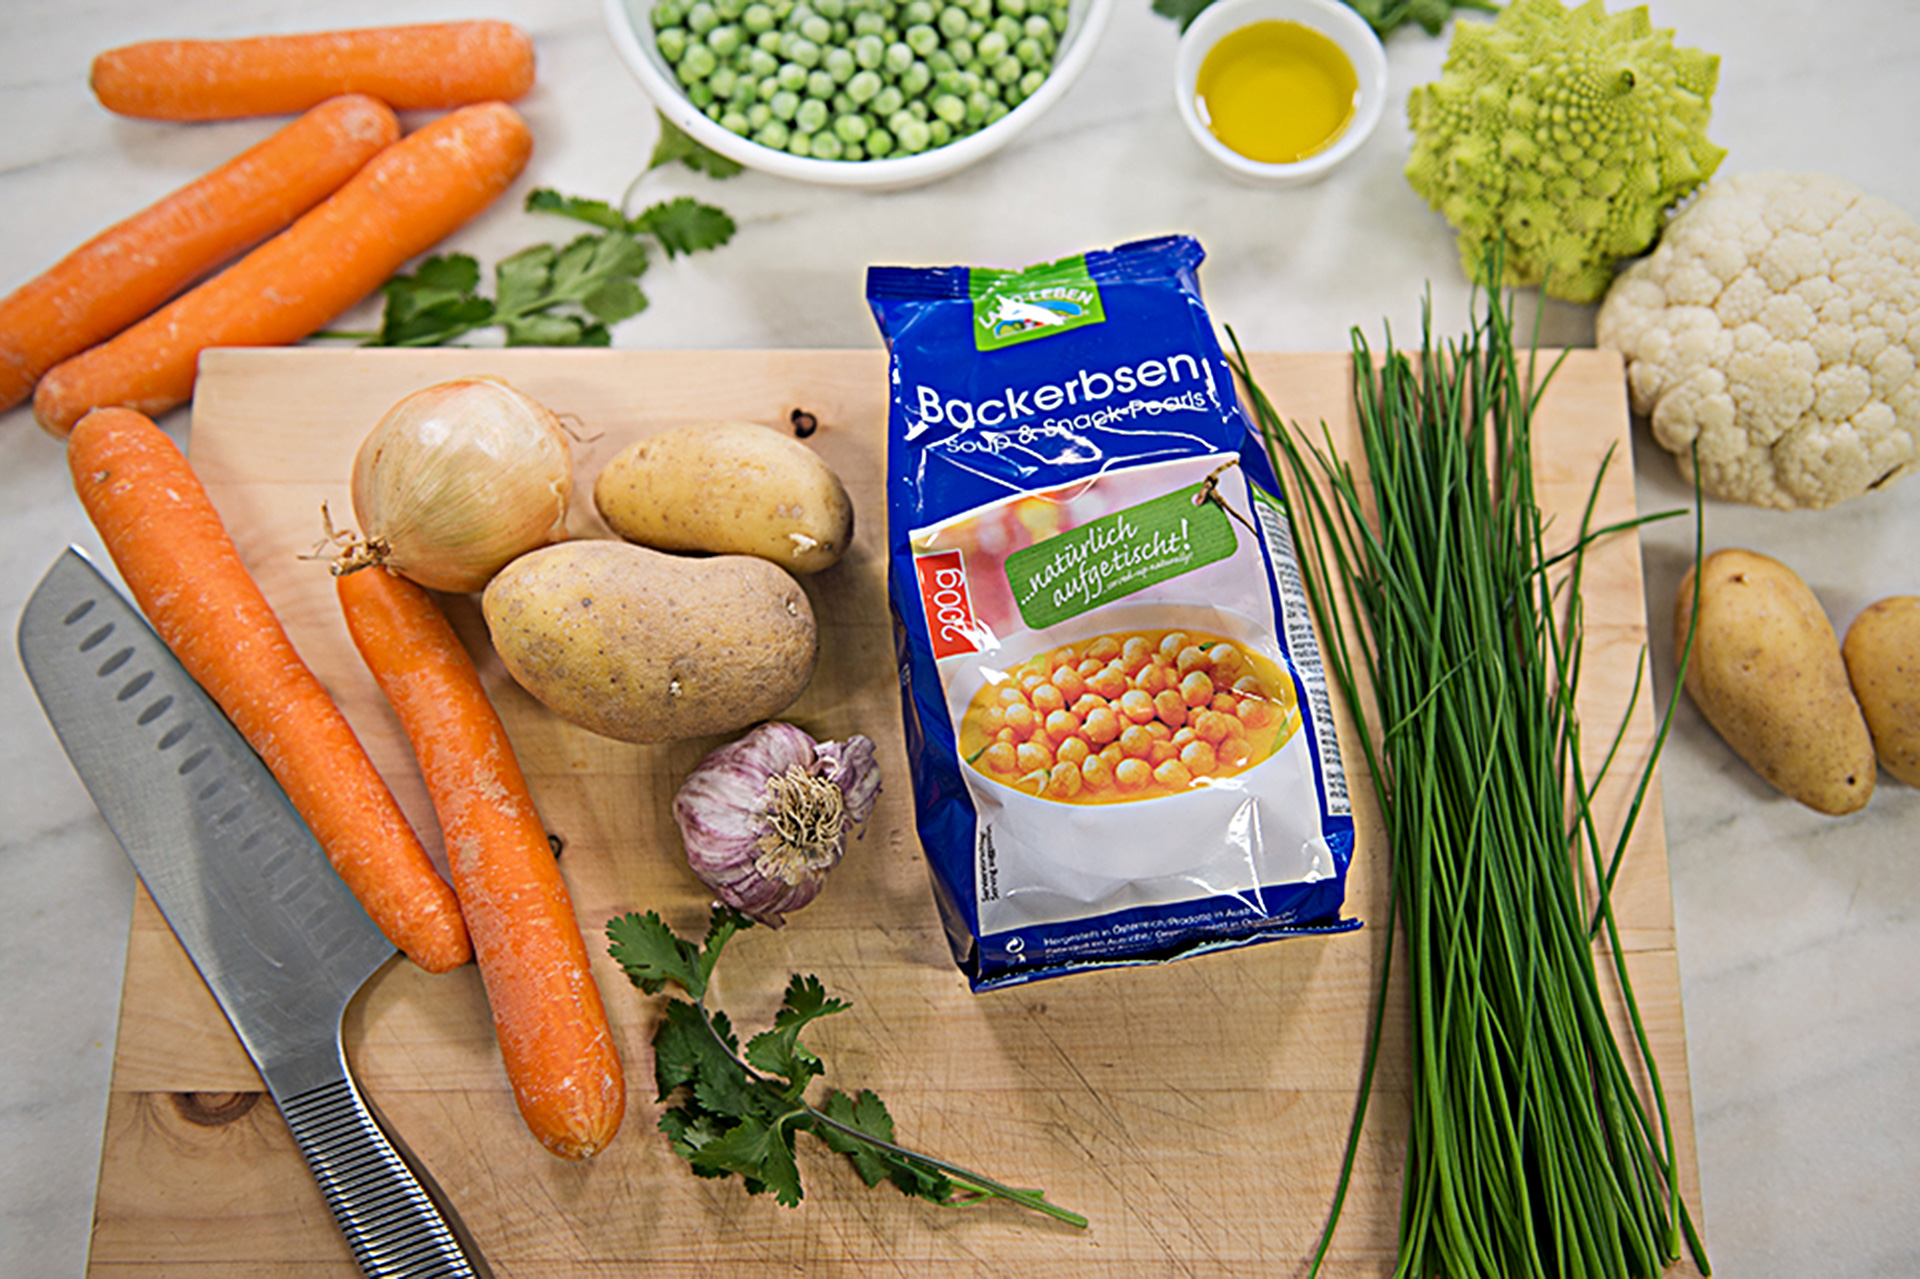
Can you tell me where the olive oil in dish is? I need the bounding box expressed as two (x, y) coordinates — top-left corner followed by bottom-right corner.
(1194, 20), (1358, 165)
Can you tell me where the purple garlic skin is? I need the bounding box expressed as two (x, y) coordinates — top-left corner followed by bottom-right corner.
(672, 722), (881, 926)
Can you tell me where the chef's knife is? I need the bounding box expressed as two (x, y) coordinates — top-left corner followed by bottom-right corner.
(18, 547), (487, 1279)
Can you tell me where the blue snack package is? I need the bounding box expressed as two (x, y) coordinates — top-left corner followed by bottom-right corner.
(867, 234), (1358, 991)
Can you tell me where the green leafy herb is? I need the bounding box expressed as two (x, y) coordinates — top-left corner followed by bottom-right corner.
(344, 184), (736, 348)
(649, 113), (745, 179)
(606, 907), (1087, 1228)
(1152, 0), (1495, 36)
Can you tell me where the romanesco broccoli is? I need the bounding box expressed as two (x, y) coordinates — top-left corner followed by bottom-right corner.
(1405, 0), (1725, 303)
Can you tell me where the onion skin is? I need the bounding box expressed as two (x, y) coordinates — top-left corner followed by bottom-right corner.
(350, 375), (572, 593)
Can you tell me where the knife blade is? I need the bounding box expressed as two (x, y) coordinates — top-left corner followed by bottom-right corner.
(18, 547), (488, 1279)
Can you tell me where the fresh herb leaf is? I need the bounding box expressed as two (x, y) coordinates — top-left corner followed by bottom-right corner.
(1152, 0), (1494, 36)
(649, 112), (745, 178)
(344, 183), (736, 348)
(605, 907), (1088, 1228)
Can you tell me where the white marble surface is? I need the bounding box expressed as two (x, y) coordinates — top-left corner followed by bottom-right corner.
(3, 0), (1916, 1274)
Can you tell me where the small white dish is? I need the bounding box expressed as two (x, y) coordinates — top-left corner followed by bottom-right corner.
(604, 0), (1113, 191)
(1173, 0), (1386, 188)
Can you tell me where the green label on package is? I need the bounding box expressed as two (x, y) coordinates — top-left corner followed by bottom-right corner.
(1004, 484), (1237, 630)
(969, 253), (1105, 351)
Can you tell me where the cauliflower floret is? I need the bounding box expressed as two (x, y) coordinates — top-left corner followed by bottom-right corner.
(1597, 171), (1920, 509)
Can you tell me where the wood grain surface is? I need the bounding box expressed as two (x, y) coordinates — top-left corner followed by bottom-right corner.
(84, 347), (1701, 1276)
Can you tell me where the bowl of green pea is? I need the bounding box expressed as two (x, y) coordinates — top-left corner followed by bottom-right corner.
(605, 0), (1112, 188)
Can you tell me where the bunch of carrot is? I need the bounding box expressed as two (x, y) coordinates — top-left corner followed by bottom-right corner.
(1, 21), (537, 433)
(46, 24), (627, 1161)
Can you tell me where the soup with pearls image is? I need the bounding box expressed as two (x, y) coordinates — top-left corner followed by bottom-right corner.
(957, 625), (1301, 803)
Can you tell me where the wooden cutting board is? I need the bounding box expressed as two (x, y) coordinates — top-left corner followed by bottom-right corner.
(85, 347), (1701, 1277)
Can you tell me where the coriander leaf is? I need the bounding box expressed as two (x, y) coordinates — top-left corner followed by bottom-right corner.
(503, 313), (607, 347)
(650, 112), (745, 178)
(607, 911), (706, 996)
(1149, 0), (1214, 32)
(632, 197), (737, 259)
(524, 188), (630, 231)
(605, 907), (1089, 1229)
(376, 254), (496, 346)
(689, 1115), (805, 1206)
(583, 277), (649, 325)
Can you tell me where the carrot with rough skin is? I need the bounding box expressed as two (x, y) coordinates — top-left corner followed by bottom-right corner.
(92, 21), (536, 121)
(336, 564), (625, 1160)
(0, 94), (398, 414)
(67, 407), (470, 975)
(34, 101), (532, 437)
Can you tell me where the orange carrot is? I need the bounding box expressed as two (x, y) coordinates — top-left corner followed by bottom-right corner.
(67, 407), (470, 975)
(0, 95), (398, 415)
(34, 102), (532, 437)
(336, 565), (625, 1160)
(91, 21), (536, 121)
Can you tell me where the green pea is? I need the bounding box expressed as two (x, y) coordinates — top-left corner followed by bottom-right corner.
(834, 112), (870, 142)
(1016, 67), (1044, 97)
(657, 26), (690, 61)
(928, 117), (952, 145)
(947, 37), (972, 65)
(710, 66), (739, 97)
(720, 108), (752, 133)
(866, 127), (894, 155)
(747, 47), (779, 76)
(926, 48), (955, 72)
(678, 43), (719, 83)
(797, 97), (829, 131)
(847, 68), (883, 101)
(816, 0), (847, 16)
(771, 88), (800, 118)
(843, 141), (865, 160)
(902, 0), (935, 22)
(690, 82), (716, 106)
(787, 129), (814, 156)
(810, 131), (843, 159)
(742, 2), (776, 30)
(976, 30), (1008, 62)
(776, 59), (808, 88)
(1021, 13), (1049, 39)
(901, 60), (931, 94)
(824, 46), (855, 80)
(992, 54), (1021, 84)
(754, 119), (790, 148)
(748, 101), (773, 127)
(716, 0), (746, 18)
(884, 40), (914, 73)
(965, 91), (988, 124)
(786, 34), (822, 65)
(800, 13), (832, 41)
(904, 23), (938, 54)
(652, 1), (687, 28)
(871, 83), (903, 114)
(931, 92), (965, 124)
(1014, 35), (1043, 66)
(985, 98), (1008, 124)
(853, 11), (887, 35)
(688, 2), (719, 32)
(896, 116), (932, 151)
(998, 0), (1025, 13)
(756, 28), (785, 51)
(937, 5), (968, 37)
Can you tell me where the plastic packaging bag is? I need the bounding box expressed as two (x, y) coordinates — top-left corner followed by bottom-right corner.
(868, 234), (1356, 991)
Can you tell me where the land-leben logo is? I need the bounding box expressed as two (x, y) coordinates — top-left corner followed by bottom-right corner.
(970, 254), (1106, 351)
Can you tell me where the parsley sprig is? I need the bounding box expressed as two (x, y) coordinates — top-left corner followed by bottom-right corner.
(361, 188), (736, 347)
(606, 907), (1087, 1229)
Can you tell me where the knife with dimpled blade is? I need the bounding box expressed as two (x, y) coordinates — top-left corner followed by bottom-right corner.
(18, 546), (487, 1279)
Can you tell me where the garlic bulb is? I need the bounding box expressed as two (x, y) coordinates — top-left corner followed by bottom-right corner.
(345, 376), (573, 593)
(672, 722), (880, 926)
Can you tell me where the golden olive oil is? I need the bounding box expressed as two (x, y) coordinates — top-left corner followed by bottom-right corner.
(1195, 20), (1358, 165)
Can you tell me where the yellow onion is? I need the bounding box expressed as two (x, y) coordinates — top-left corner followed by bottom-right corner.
(345, 376), (573, 593)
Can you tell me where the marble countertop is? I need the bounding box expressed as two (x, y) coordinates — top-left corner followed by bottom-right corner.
(3, 0), (1915, 1274)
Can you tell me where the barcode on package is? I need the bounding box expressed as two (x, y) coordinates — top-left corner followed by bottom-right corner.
(1251, 487), (1350, 816)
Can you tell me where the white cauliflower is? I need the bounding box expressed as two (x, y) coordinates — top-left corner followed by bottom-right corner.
(1596, 171), (1920, 509)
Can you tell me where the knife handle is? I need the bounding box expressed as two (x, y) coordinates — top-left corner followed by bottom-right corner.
(278, 1078), (484, 1278)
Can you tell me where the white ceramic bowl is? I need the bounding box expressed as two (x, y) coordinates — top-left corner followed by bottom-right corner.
(604, 0), (1114, 191)
(1173, 0), (1386, 188)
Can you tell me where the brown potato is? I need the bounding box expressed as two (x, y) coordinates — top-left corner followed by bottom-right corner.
(481, 539), (817, 743)
(1675, 548), (1875, 815)
(593, 421), (853, 574)
(1843, 595), (1920, 788)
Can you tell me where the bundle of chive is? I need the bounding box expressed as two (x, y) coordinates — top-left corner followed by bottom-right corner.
(1231, 279), (1710, 1277)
